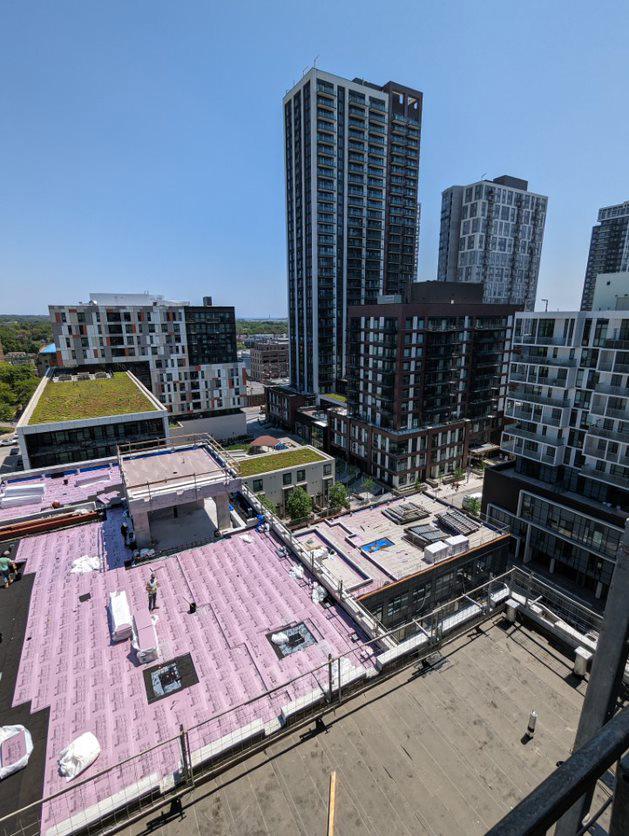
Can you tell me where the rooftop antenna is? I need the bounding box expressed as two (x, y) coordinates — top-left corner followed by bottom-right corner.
(481, 172), (487, 181)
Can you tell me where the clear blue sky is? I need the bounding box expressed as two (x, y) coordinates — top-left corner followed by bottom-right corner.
(1, 0), (627, 316)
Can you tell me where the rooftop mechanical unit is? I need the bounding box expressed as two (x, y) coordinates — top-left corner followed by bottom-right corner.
(383, 501), (430, 525)
(436, 510), (480, 536)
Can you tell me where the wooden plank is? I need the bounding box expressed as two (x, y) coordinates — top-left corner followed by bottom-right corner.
(327, 771), (337, 836)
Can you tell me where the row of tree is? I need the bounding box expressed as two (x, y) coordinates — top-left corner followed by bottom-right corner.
(0, 363), (40, 422)
(257, 481), (350, 523)
(0, 316), (52, 354)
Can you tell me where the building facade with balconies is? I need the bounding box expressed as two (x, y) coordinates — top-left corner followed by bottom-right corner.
(483, 310), (629, 606)
(328, 282), (519, 488)
(437, 175), (548, 310)
(284, 68), (423, 396)
(48, 293), (246, 438)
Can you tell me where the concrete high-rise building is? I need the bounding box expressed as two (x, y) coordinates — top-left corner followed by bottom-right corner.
(438, 175), (548, 311)
(483, 309), (628, 605)
(580, 200), (629, 311)
(49, 293), (246, 438)
(284, 68), (423, 395)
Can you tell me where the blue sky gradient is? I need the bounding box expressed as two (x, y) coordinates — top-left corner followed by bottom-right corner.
(1, 0), (627, 315)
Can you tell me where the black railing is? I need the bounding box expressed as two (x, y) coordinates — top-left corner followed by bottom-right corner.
(487, 706), (629, 835)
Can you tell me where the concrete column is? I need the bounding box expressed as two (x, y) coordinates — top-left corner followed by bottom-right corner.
(595, 581), (603, 599)
(549, 558), (556, 574)
(133, 509), (151, 548)
(215, 493), (231, 533)
(556, 521), (629, 835)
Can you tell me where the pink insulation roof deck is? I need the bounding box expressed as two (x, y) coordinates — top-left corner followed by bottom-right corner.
(0, 463), (123, 522)
(13, 512), (375, 833)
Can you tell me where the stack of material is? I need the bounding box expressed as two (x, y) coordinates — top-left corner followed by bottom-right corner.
(131, 611), (159, 664)
(108, 591), (133, 642)
(0, 481), (45, 509)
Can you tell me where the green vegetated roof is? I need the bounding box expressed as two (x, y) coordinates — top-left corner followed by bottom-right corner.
(320, 392), (347, 403)
(239, 447), (326, 476)
(29, 373), (158, 424)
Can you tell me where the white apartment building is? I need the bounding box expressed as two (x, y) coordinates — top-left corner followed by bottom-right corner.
(438, 176), (547, 310)
(483, 310), (627, 603)
(49, 293), (246, 436)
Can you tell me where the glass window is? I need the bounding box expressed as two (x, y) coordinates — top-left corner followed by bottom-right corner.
(296, 469), (306, 482)
(282, 472), (292, 486)
(252, 479), (263, 493)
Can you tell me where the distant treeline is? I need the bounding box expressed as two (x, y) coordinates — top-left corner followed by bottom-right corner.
(0, 317), (53, 354)
(237, 319), (288, 336)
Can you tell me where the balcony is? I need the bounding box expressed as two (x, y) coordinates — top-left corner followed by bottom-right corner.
(512, 351), (577, 368)
(514, 335), (568, 347)
(506, 387), (570, 408)
(501, 436), (562, 466)
(586, 424), (629, 444)
(580, 465), (629, 489)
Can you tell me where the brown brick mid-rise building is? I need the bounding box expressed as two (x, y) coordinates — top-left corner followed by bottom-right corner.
(250, 340), (289, 383)
(328, 281), (520, 488)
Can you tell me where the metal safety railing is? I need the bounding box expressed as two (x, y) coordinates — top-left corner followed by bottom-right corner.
(487, 707), (629, 836)
(0, 570), (516, 836)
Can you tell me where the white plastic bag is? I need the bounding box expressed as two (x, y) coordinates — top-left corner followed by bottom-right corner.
(0, 725), (33, 780)
(58, 732), (100, 780)
(69, 555), (101, 574)
(271, 632), (289, 645)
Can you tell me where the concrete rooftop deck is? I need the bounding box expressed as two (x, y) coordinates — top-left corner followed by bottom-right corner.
(296, 493), (506, 595)
(126, 618), (609, 836)
(120, 447), (224, 491)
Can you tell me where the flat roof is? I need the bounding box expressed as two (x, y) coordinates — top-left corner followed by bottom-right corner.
(132, 618), (600, 836)
(120, 446), (224, 490)
(238, 447), (327, 477)
(2, 505), (373, 833)
(297, 492), (507, 595)
(27, 372), (159, 425)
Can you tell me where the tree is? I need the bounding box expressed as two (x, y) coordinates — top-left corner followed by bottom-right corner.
(328, 482), (349, 513)
(256, 493), (277, 516)
(362, 476), (375, 494)
(0, 363), (39, 421)
(286, 486), (312, 522)
(466, 497), (481, 517)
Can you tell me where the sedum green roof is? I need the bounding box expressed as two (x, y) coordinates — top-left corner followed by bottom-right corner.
(29, 373), (159, 424)
(239, 447), (326, 477)
(320, 392), (347, 404)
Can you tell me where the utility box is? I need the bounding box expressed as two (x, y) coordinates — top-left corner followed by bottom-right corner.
(573, 646), (592, 677)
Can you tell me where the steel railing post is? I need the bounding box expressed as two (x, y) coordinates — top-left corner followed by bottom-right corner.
(610, 755), (629, 836)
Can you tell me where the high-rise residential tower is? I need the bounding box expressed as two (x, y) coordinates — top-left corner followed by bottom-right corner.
(580, 201), (629, 311)
(284, 68), (423, 395)
(438, 175), (548, 311)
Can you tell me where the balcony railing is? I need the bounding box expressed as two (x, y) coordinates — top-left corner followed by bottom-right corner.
(580, 465), (629, 489)
(507, 388), (570, 408)
(586, 424), (629, 444)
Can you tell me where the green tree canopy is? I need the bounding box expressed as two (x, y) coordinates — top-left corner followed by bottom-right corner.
(328, 482), (349, 512)
(286, 486), (312, 522)
(256, 492), (277, 515)
(0, 363), (39, 421)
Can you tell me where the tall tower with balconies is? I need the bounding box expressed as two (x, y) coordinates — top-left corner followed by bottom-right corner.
(283, 69), (422, 395)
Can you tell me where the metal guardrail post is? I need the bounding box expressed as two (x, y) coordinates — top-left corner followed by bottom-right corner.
(610, 754), (629, 835)
(327, 653), (333, 702)
(337, 657), (342, 704)
(179, 724), (191, 785)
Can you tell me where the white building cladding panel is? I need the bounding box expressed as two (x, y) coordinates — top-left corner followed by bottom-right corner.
(284, 68), (422, 395)
(438, 177), (548, 311)
(49, 296), (243, 417)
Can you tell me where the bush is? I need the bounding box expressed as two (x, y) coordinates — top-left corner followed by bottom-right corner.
(466, 497), (481, 517)
(286, 486), (312, 522)
(256, 492), (277, 515)
(328, 482), (349, 512)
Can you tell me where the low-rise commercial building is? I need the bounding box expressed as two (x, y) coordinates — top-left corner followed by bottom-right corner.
(16, 371), (168, 469)
(483, 309), (628, 605)
(238, 446), (335, 514)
